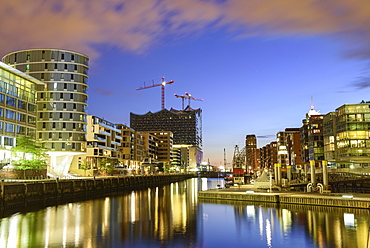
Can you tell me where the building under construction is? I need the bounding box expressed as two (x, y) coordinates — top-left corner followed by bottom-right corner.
(130, 106), (203, 169)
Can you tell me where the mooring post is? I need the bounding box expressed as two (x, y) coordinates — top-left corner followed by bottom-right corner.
(310, 160), (316, 185)
(322, 160), (328, 190)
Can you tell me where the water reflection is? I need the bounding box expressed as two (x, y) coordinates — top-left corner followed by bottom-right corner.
(0, 178), (368, 248)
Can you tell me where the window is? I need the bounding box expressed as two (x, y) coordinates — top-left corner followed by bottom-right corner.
(64, 83), (67, 89)
(71, 74), (74, 80)
(63, 103), (67, 109)
(42, 122), (46, 128)
(52, 122), (56, 128)
(17, 113), (26, 122)
(49, 132), (52, 139)
(71, 54), (75, 61)
(39, 133), (42, 139)
(26, 64), (30, 70)
(41, 73), (44, 79)
(61, 54), (65, 60)
(27, 54), (30, 60)
(63, 123), (66, 128)
(70, 113), (73, 119)
(45, 63), (48, 69)
(64, 64), (67, 70)
(59, 113), (63, 118)
(0, 108), (3, 117)
(6, 96), (16, 107)
(70, 93), (73, 99)
(0, 94), (4, 103)
(6, 110), (15, 119)
(60, 93), (63, 99)
(54, 64), (57, 70)
(5, 123), (14, 133)
(28, 104), (36, 112)
(39, 112), (43, 118)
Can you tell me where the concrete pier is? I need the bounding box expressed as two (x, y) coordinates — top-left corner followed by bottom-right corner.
(198, 186), (370, 209)
(0, 174), (193, 214)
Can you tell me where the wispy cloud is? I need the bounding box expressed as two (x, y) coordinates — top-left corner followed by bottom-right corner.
(91, 88), (114, 96)
(1, 0), (369, 62)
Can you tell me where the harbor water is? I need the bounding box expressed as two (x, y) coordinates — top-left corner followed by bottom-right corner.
(0, 178), (369, 247)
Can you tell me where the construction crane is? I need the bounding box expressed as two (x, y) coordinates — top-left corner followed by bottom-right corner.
(174, 93), (187, 110)
(174, 92), (204, 110)
(136, 77), (174, 109)
(185, 92), (203, 108)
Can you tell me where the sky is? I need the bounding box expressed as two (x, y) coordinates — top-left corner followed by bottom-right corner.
(1, 0), (370, 166)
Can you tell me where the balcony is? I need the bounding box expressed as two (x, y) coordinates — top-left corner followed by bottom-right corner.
(99, 130), (111, 136)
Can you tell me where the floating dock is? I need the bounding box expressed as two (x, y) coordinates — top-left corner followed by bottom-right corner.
(198, 186), (370, 209)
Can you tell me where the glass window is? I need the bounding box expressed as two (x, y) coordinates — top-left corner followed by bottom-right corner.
(28, 104), (36, 112)
(5, 123), (14, 133)
(4, 137), (14, 146)
(6, 96), (16, 107)
(0, 94), (4, 103)
(18, 100), (27, 110)
(6, 110), (15, 119)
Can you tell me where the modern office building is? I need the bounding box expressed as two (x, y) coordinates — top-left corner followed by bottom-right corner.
(3, 49), (89, 176)
(130, 107), (203, 169)
(323, 102), (370, 170)
(0, 62), (43, 166)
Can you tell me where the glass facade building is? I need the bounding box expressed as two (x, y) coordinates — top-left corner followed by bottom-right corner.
(324, 102), (370, 168)
(0, 62), (42, 164)
(130, 107), (202, 148)
(2, 49), (89, 152)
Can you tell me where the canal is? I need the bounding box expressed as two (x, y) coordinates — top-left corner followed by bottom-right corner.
(0, 178), (369, 247)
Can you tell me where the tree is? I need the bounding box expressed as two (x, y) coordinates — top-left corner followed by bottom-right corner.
(11, 136), (48, 178)
(79, 158), (91, 176)
(97, 157), (114, 175)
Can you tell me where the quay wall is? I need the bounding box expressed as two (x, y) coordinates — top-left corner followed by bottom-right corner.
(0, 174), (193, 212)
(198, 191), (370, 209)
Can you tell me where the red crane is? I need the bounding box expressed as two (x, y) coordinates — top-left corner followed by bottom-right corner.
(185, 92), (204, 108)
(174, 92), (204, 110)
(136, 77), (174, 109)
(174, 93), (187, 110)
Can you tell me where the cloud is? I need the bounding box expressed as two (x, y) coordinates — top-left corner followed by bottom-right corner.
(256, 135), (275, 139)
(1, 0), (370, 62)
(91, 88), (114, 96)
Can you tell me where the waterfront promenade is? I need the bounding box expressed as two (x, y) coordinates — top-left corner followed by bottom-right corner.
(198, 184), (370, 209)
(0, 174), (193, 217)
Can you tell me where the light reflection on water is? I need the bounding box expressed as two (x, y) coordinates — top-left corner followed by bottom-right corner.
(0, 178), (369, 248)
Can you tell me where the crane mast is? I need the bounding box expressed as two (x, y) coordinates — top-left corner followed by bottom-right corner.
(137, 77), (174, 109)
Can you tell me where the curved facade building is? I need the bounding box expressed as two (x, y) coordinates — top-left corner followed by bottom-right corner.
(2, 49), (89, 152)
